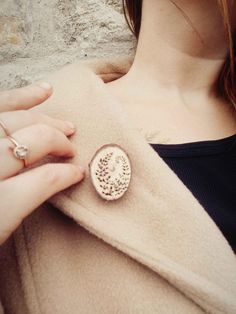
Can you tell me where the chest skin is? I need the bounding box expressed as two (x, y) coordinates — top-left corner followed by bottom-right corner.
(106, 79), (236, 144)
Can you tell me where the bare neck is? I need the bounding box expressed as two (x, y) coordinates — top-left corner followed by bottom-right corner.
(125, 0), (235, 96)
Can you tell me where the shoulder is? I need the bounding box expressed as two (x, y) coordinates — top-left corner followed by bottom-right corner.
(43, 54), (133, 86)
(31, 55), (133, 118)
(30, 58), (101, 119)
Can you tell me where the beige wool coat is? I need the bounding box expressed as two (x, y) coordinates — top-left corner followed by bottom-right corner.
(0, 55), (236, 314)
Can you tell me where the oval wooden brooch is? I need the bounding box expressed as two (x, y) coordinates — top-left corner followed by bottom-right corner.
(88, 144), (132, 201)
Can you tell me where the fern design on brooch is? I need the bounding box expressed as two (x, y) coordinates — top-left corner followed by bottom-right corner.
(89, 144), (132, 201)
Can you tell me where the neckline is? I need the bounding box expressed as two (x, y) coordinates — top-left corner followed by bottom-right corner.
(77, 61), (236, 287)
(149, 133), (236, 157)
(100, 57), (236, 159)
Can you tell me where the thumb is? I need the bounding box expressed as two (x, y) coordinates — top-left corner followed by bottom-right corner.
(0, 163), (85, 244)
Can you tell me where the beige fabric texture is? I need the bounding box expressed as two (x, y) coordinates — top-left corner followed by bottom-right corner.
(0, 55), (236, 314)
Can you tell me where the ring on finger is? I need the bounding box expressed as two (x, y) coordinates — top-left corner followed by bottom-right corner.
(7, 135), (29, 168)
(0, 119), (10, 137)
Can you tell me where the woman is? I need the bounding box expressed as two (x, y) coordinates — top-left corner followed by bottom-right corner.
(0, 1), (236, 313)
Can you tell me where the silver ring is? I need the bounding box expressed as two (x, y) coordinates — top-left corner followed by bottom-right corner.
(0, 119), (10, 137)
(7, 136), (29, 167)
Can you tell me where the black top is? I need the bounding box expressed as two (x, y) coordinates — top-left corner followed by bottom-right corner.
(149, 133), (236, 254)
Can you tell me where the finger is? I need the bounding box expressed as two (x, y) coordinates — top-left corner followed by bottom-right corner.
(0, 82), (53, 113)
(0, 110), (75, 138)
(0, 123), (77, 179)
(0, 163), (86, 245)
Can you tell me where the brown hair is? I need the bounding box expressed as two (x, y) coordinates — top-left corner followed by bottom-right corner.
(122, 0), (236, 109)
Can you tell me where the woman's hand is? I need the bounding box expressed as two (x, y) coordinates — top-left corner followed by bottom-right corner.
(0, 82), (85, 245)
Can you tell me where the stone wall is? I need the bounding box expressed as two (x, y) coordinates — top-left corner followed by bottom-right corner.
(0, 0), (135, 90)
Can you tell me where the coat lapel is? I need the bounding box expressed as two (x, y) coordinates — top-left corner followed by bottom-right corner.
(33, 55), (236, 313)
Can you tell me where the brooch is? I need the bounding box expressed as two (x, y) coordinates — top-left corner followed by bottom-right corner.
(89, 144), (132, 201)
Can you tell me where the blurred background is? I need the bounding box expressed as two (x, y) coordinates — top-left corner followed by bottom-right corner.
(0, 0), (135, 90)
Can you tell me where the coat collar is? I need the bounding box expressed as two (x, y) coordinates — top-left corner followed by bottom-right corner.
(34, 55), (236, 313)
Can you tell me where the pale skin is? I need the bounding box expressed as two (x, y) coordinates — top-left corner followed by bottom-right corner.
(1, 0), (236, 244)
(0, 83), (85, 244)
(106, 0), (236, 144)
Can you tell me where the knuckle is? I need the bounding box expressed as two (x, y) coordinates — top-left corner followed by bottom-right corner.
(40, 164), (62, 186)
(0, 139), (11, 156)
(0, 111), (7, 120)
(34, 123), (58, 144)
(0, 110), (32, 126)
(18, 110), (34, 121)
(21, 110), (42, 123)
(31, 86), (48, 103)
(23, 109), (35, 118)
(0, 113), (8, 127)
(40, 164), (77, 187)
(0, 90), (17, 109)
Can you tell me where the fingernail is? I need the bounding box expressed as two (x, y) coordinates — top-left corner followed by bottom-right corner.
(65, 121), (75, 130)
(38, 82), (52, 91)
(79, 165), (86, 174)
